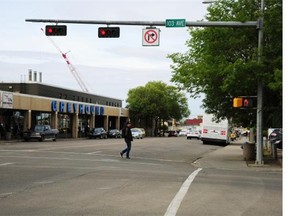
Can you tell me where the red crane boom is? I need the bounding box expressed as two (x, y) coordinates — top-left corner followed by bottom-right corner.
(41, 28), (89, 92)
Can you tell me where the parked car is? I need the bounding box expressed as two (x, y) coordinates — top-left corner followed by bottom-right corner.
(168, 130), (178, 137)
(136, 128), (146, 137)
(89, 127), (107, 139)
(23, 125), (59, 142)
(108, 129), (121, 138)
(187, 130), (201, 140)
(131, 128), (143, 139)
(230, 132), (236, 141)
(269, 128), (282, 149)
(179, 130), (188, 136)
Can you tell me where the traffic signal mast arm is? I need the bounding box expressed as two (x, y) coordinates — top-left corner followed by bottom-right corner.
(27, 19), (258, 28)
(41, 28), (89, 92)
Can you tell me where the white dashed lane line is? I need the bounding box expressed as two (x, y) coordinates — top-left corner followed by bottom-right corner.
(0, 162), (14, 166)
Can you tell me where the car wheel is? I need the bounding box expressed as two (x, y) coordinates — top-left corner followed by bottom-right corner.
(40, 135), (45, 142)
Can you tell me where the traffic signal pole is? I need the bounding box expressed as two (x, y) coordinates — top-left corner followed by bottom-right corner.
(255, 0), (265, 165)
(26, 12), (264, 165)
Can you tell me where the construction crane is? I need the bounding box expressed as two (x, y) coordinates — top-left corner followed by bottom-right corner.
(41, 28), (89, 92)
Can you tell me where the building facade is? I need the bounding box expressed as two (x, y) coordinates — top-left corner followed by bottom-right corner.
(0, 83), (129, 140)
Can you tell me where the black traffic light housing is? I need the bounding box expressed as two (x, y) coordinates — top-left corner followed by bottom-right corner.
(98, 27), (120, 38)
(45, 25), (67, 36)
(233, 97), (255, 108)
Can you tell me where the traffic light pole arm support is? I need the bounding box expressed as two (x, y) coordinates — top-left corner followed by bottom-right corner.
(25, 19), (258, 28)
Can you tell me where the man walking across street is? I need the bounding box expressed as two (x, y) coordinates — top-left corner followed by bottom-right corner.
(120, 121), (133, 159)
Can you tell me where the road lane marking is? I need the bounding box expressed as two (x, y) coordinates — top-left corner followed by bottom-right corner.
(0, 162), (14, 166)
(164, 168), (202, 216)
(87, 151), (102, 154)
(0, 155), (161, 166)
(0, 192), (14, 198)
(0, 150), (35, 152)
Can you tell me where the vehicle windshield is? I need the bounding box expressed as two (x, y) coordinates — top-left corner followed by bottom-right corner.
(35, 125), (45, 132)
(94, 128), (102, 132)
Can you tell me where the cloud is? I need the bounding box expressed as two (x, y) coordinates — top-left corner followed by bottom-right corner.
(0, 0), (208, 116)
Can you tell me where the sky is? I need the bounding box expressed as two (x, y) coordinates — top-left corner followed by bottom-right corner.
(0, 0), (212, 117)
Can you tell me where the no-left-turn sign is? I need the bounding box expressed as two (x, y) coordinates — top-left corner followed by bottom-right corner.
(142, 28), (160, 46)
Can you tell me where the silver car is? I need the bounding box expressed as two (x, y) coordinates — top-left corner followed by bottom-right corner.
(187, 130), (201, 140)
(131, 128), (143, 139)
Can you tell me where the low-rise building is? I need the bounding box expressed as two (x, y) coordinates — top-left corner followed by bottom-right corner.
(0, 82), (129, 140)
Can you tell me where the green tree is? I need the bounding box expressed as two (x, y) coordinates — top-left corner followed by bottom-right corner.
(126, 81), (190, 135)
(168, 0), (282, 128)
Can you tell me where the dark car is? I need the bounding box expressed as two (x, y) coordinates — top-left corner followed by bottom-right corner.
(108, 129), (121, 138)
(23, 125), (59, 142)
(89, 127), (107, 139)
(168, 130), (178, 137)
(269, 128), (282, 149)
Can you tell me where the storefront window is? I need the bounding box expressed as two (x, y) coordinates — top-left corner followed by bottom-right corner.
(58, 114), (72, 138)
(35, 113), (51, 125)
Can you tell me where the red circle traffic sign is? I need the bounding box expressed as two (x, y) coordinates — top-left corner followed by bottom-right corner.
(144, 29), (158, 44)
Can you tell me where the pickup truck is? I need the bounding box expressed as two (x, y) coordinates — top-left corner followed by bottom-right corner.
(23, 125), (59, 142)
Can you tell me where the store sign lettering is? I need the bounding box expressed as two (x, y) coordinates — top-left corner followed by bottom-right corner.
(67, 103), (72, 113)
(51, 101), (104, 115)
(59, 102), (65, 113)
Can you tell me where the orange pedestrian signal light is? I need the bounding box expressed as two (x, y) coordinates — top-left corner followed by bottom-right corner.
(233, 98), (243, 108)
(98, 27), (120, 38)
(45, 25), (67, 36)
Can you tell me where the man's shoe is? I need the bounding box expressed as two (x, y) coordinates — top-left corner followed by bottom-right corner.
(126, 157), (131, 159)
(120, 152), (123, 158)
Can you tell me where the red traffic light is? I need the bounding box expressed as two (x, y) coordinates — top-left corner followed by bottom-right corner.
(98, 27), (120, 38)
(45, 25), (67, 36)
(99, 29), (107, 36)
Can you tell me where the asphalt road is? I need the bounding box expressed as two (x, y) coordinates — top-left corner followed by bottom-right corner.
(0, 137), (282, 216)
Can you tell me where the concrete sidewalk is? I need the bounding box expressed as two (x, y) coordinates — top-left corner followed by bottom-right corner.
(193, 140), (282, 171)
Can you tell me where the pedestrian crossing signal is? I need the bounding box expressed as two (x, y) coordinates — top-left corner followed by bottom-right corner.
(243, 98), (253, 107)
(233, 98), (243, 108)
(233, 97), (255, 108)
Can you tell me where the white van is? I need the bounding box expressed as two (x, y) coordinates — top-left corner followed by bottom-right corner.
(201, 114), (230, 145)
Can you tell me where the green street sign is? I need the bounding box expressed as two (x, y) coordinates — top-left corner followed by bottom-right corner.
(165, 19), (186, 28)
